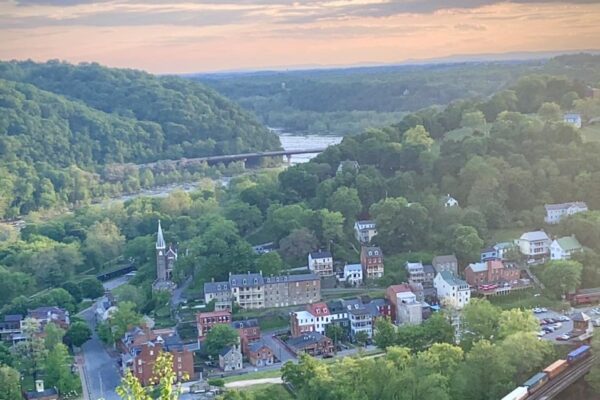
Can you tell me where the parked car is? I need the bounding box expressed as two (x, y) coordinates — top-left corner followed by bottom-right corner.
(537, 331), (546, 337)
(557, 334), (570, 341)
(543, 326), (555, 333)
(553, 323), (562, 329)
(540, 308), (548, 313)
(558, 316), (570, 322)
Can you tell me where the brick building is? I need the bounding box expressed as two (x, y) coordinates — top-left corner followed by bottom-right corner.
(196, 310), (232, 340)
(231, 319), (260, 354)
(360, 246), (384, 280)
(464, 260), (520, 287)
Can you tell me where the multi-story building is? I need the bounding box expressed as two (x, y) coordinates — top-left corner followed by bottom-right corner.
(405, 262), (425, 286)
(432, 255), (458, 276)
(27, 307), (70, 330)
(386, 284), (413, 323)
(121, 328), (193, 386)
(360, 246), (384, 280)
(248, 341), (275, 367)
(354, 220), (377, 244)
(395, 291), (422, 325)
(307, 302), (332, 334)
(464, 260), (520, 288)
(203, 280), (232, 311)
(290, 310), (316, 337)
(338, 263), (363, 286)
(264, 273), (320, 308)
(219, 342), (243, 371)
(230, 273), (265, 309)
(286, 332), (334, 357)
(231, 319), (260, 354)
(196, 310), (232, 340)
(544, 202), (588, 224)
(434, 272), (471, 310)
(518, 231), (551, 259)
(308, 251), (334, 276)
(348, 307), (373, 339)
(550, 235), (583, 261)
(207, 272), (321, 311)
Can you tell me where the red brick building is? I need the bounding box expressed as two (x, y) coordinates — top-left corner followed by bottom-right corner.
(360, 246), (384, 280)
(196, 310), (231, 340)
(464, 260), (520, 287)
(231, 319), (260, 354)
(122, 328), (194, 386)
(248, 341), (275, 367)
(286, 332), (334, 356)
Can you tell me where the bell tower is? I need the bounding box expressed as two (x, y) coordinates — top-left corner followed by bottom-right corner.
(156, 220), (167, 281)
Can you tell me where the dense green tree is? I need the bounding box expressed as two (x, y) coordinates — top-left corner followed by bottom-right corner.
(84, 219), (125, 270)
(79, 277), (105, 299)
(256, 252), (284, 276)
(278, 228), (318, 266)
(107, 301), (143, 342)
(204, 325), (239, 357)
(64, 321), (92, 347)
(327, 187), (362, 222)
(113, 284), (147, 311)
(0, 365), (21, 400)
(44, 322), (65, 351)
(460, 299), (500, 349)
(538, 260), (583, 299)
(449, 225), (484, 265)
(374, 317), (396, 350)
(44, 343), (79, 395)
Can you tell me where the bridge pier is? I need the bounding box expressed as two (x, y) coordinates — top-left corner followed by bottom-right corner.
(285, 154), (292, 166)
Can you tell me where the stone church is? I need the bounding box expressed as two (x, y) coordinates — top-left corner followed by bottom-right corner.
(153, 220), (177, 291)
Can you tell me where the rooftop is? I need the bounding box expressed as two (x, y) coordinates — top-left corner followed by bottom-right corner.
(544, 201), (587, 211)
(309, 251), (332, 259)
(344, 263), (362, 273)
(555, 236), (583, 251)
(204, 280), (230, 294)
(388, 284), (413, 295)
(231, 319), (259, 329)
(248, 340), (271, 354)
(287, 332), (329, 348)
(406, 262), (424, 272)
(263, 273), (319, 284)
(362, 246), (382, 256)
(229, 273), (264, 287)
(571, 311), (590, 322)
(423, 264), (435, 274)
(519, 230), (550, 242)
(438, 271), (468, 287)
(25, 388), (58, 400)
(196, 310), (231, 322)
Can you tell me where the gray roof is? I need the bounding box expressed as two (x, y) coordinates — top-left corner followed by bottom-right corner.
(248, 340), (271, 353)
(287, 332), (328, 348)
(326, 299), (345, 314)
(571, 312), (590, 322)
(432, 255), (457, 265)
(467, 262), (488, 273)
(362, 246), (383, 256)
(264, 273), (319, 284)
(219, 345), (239, 357)
(4, 314), (22, 322)
(519, 231), (550, 242)
(204, 281), (230, 294)
(310, 251), (332, 259)
(25, 388), (58, 399)
(349, 307), (370, 316)
(231, 319), (259, 329)
(545, 202), (587, 211)
(423, 264), (435, 274)
(229, 273), (264, 288)
(156, 220), (166, 249)
(438, 271), (468, 287)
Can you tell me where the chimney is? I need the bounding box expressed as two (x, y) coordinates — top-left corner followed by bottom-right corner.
(35, 380), (44, 393)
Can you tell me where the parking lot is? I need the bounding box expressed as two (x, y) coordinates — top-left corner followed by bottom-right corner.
(534, 305), (600, 343)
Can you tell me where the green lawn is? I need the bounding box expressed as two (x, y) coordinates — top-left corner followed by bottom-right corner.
(222, 368), (282, 383)
(239, 383), (294, 398)
(487, 289), (566, 311)
(257, 315), (289, 331)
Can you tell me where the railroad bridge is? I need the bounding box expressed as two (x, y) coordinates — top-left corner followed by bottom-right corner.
(137, 147), (328, 170)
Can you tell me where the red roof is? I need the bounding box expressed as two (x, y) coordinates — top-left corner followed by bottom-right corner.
(307, 302), (330, 316)
(387, 284), (412, 295)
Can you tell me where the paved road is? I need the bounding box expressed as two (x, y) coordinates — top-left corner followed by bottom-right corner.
(80, 307), (121, 400)
(225, 377), (283, 388)
(77, 276), (131, 400)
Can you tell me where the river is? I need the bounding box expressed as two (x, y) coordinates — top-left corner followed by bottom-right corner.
(109, 132), (342, 202)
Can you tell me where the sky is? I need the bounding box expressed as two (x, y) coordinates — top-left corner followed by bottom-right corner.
(1, 0), (600, 74)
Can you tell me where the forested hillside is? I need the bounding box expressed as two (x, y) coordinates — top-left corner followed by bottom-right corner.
(196, 53), (600, 135)
(0, 61), (280, 217)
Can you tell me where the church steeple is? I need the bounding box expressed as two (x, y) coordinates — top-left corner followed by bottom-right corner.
(156, 220), (166, 250)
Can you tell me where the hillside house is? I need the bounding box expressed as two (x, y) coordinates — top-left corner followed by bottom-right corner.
(360, 246), (384, 279)
(434, 272), (471, 310)
(550, 236), (583, 260)
(354, 220), (377, 244)
(544, 202), (588, 224)
(518, 231), (551, 259)
(308, 251), (334, 277)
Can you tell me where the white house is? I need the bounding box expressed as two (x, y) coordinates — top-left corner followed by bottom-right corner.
(544, 202), (588, 224)
(563, 113), (582, 129)
(518, 231), (551, 258)
(442, 194), (459, 208)
(348, 307), (373, 339)
(406, 262), (425, 285)
(434, 271), (471, 310)
(308, 251), (334, 277)
(354, 220), (377, 244)
(550, 235), (583, 261)
(290, 310), (316, 336)
(338, 264), (363, 286)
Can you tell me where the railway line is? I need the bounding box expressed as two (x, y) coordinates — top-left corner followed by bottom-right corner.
(528, 355), (596, 400)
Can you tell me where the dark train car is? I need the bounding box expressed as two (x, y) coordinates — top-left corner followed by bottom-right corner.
(569, 287), (600, 305)
(523, 372), (549, 394)
(567, 345), (591, 364)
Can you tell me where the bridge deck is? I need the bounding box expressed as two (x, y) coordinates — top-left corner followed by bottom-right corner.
(528, 355), (596, 400)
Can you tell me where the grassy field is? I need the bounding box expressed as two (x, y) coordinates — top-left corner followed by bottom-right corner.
(487, 288), (566, 311)
(222, 368), (282, 383)
(239, 383), (294, 398)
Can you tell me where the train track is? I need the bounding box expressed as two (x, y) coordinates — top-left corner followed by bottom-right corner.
(528, 355), (596, 400)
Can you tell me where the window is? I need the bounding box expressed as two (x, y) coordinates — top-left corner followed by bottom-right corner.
(150, 350), (154, 356)
(138, 360), (142, 365)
